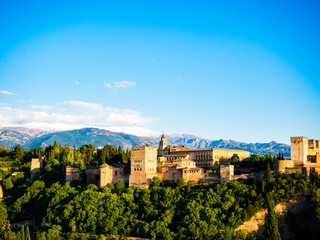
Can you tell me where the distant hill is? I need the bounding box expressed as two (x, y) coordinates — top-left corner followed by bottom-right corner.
(0, 129), (32, 148)
(146, 134), (290, 157)
(0, 127), (290, 156)
(21, 128), (151, 149)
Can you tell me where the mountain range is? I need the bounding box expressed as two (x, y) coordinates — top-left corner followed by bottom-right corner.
(0, 127), (290, 157)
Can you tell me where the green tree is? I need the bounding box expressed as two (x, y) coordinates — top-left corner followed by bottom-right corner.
(0, 202), (10, 238)
(230, 154), (240, 165)
(36, 231), (40, 240)
(21, 225), (25, 240)
(157, 144), (164, 157)
(13, 145), (24, 160)
(115, 181), (125, 194)
(176, 177), (185, 189)
(150, 176), (162, 188)
(25, 226), (31, 240)
(265, 192), (281, 240)
(186, 182), (191, 194)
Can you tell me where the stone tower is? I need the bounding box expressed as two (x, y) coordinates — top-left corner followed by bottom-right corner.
(31, 157), (44, 179)
(100, 164), (113, 187)
(159, 134), (168, 151)
(129, 146), (157, 188)
(291, 137), (308, 165)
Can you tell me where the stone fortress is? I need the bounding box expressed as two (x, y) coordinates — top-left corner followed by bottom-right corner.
(31, 135), (320, 188)
(274, 136), (320, 175)
(65, 134), (251, 188)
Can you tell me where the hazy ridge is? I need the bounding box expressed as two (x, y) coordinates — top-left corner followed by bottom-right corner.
(0, 127), (290, 156)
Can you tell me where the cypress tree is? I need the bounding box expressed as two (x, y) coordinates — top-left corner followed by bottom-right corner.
(186, 181), (191, 194)
(21, 225), (25, 240)
(266, 162), (272, 183)
(265, 192), (281, 240)
(157, 144), (164, 157)
(36, 231), (40, 240)
(16, 231), (22, 240)
(262, 180), (265, 193)
(25, 226), (31, 240)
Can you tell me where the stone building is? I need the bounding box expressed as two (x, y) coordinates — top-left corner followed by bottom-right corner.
(100, 163), (129, 187)
(157, 154), (205, 183)
(274, 136), (320, 175)
(65, 135), (251, 188)
(31, 157), (44, 179)
(100, 163), (114, 187)
(86, 166), (100, 185)
(129, 146), (158, 188)
(65, 165), (80, 182)
(220, 165), (235, 182)
(160, 134), (250, 169)
(65, 162), (130, 186)
(182, 167), (205, 183)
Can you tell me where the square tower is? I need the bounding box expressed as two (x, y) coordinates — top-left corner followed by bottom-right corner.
(100, 164), (113, 187)
(129, 146), (157, 188)
(159, 134), (168, 151)
(31, 157), (44, 179)
(291, 137), (308, 165)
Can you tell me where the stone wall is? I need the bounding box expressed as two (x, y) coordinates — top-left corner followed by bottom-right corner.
(86, 167), (100, 185)
(157, 166), (182, 182)
(66, 165), (80, 182)
(220, 165), (234, 182)
(274, 160), (295, 174)
(111, 165), (129, 184)
(182, 168), (205, 183)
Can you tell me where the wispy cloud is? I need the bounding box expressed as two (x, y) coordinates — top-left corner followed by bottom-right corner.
(0, 90), (16, 96)
(0, 100), (159, 130)
(104, 81), (136, 89)
(176, 77), (183, 82)
(73, 81), (80, 86)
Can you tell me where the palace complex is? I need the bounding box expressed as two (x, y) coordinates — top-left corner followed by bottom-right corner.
(65, 134), (251, 188)
(64, 135), (320, 188)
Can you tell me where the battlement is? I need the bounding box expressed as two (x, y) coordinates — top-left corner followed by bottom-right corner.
(291, 136), (308, 142)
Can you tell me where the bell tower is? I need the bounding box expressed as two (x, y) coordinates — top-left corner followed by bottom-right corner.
(159, 134), (168, 151)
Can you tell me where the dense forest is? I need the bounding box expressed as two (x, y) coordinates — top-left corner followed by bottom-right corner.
(0, 143), (320, 239)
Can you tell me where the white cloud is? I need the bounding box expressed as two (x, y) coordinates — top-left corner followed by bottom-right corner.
(0, 90), (16, 96)
(176, 77), (183, 82)
(73, 81), (80, 86)
(104, 81), (136, 89)
(0, 101), (159, 131)
(63, 100), (102, 110)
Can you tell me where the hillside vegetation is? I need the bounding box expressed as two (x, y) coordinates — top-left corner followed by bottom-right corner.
(0, 142), (319, 239)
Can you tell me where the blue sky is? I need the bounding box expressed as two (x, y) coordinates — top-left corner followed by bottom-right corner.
(0, 0), (319, 144)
